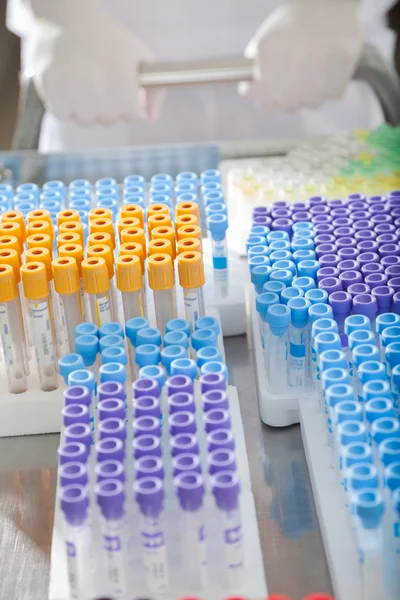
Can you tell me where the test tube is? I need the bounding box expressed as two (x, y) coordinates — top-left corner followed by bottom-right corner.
(287, 297), (310, 389)
(0, 265), (28, 392)
(352, 489), (385, 600)
(174, 471), (208, 588)
(266, 304), (290, 394)
(59, 484), (92, 600)
(95, 479), (128, 598)
(82, 257), (113, 326)
(134, 477), (168, 593)
(21, 261), (58, 391)
(207, 213), (228, 297)
(211, 469), (243, 587)
(147, 253), (177, 334)
(115, 255), (144, 321)
(52, 257), (83, 353)
(177, 251), (205, 330)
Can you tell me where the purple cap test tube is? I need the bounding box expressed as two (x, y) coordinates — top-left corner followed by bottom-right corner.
(174, 472), (205, 514)
(339, 271), (363, 291)
(64, 385), (91, 408)
(199, 372), (227, 394)
(132, 377), (160, 399)
(319, 254), (340, 269)
(97, 398), (125, 421)
(371, 286), (395, 314)
(166, 374), (194, 396)
(59, 461), (88, 487)
(62, 404), (90, 427)
(203, 408), (231, 433)
(337, 247), (360, 262)
(338, 259), (360, 273)
(98, 381), (125, 402)
(58, 442), (88, 465)
(95, 479), (125, 520)
(172, 453), (202, 477)
(348, 283), (371, 298)
(65, 423), (92, 448)
(98, 418), (126, 442)
(364, 273), (388, 290)
(357, 240), (379, 254)
(96, 437), (125, 462)
(60, 484), (89, 526)
(95, 459), (125, 483)
(388, 278), (400, 293)
(319, 277), (343, 294)
(336, 237), (357, 250)
(168, 411), (196, 435)
(202, 389), (229, 412)
(132, 434), (162, 459)
(134, 477), (165, 517)
(207, 428), (236, 452)
(170, 432), (199, 457)
(317, 267), (340, 282)
(135, 455), (165, 480)
(133, 395), (161, 419)
(133, 415), (161, 438)
(211, 470), (240, 511)
(361, 263), (384, 277)
(353, 293), (378, 322)
(207, 448), (236, 475)
(168, 392), (195, 414)
(358, 252), (380, 267)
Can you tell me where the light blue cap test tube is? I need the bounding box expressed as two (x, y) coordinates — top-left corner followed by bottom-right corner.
(74, 334), (99, 367)
(99, 322), (124, 339)
(297, 260), (320, 280)
(135, 344), (161, 368)
(196, 346), (223, 368)
(166, 318), (191, 338)
(170, 358), (197, 380)
(319, 349), (348, 372)
(125, 317), (149, 347)
(371, 417), (400, 445)
(74, 322), (99, 339)
(99, 334), (124, 354)
(365, 398), (395, 423)
(280, 287), (304, 305)
(384, 462), (400, 493)
(293, 276), (316, 294)
(200, 361), (228, 381)
(347, 463), (379, 492)
(352, 344), (380, 368)
(308, 304), (334, 326)
(269, 269), (293, 287)
(262, 280), (286, 300)
(161, 345), (188, 375)
(348, 329), (376, 351)
(99, 362), (126, 386)
(256, 292), (280, 321)
(101, 347), (127, 367)
(163, 330), (189, 350)
(358, 360), (386, 385)
(139, 365), (166, 391)
(136, 327), (162, 348)
(363, 379), (392, 402)
(58, 354), (85, 385)
(68, 369), (96, 398)
(344, 314), (371, 337)
(376, 312), (400, 335)
(191, 328), (218, 351)
(195, 316), (221, 337)
(334, 400), (363, 425)
(337, 421), (368, 446)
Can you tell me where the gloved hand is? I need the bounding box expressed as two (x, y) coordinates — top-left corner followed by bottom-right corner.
(26, 0), (162, 125)
(240, 0), (363, 112)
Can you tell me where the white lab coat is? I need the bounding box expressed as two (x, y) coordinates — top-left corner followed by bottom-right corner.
(7, 0), (397, 153)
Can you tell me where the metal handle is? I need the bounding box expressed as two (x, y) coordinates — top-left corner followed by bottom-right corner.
(139, 44), (400, 125)
(139, 57), (254, 88)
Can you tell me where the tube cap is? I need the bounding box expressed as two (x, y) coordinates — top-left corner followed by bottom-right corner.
(353, 293), (378, 320)
(148, 226), (175, 257)
(147, 253), (174, 290)
(59, 221), (84, 245)
(125, 317), (149, 346)
(115, 255), (142, 292)
(177, 251), (205, 288)
(166, 374), (194, 396)
(176, 224), (202, 245)
(148, 238), (174, 260)
(118, 242), (145, 275)
(52, 257), (80, 294)
(98, 398), (126, 420)
(58, 243), (83, 277)
(199, 372), (227, 394)
(56, 232), (81, 249)
(120, 203), (144, 227)
(90, 217), (115, 249)
(25, 247), (53, 282)
(21, 261), (48, 299)
(191, 328), (217, 351)
(170, 357), (197, 380)
(58, 354), (85, 384)
(82, 257), (109, 295)
(135, 344), (161, 368)
(99, 362), (126, 386)
(74, 334), (99, 365)
(344, 314), (371, 336)
(86, 244), (114, 279)
(211, 470), (240, 511)
(0, 264), (17, 302)
(58, 209), (80, 226)
(59, 484), (89, 526)
(133, 395), (161, 419)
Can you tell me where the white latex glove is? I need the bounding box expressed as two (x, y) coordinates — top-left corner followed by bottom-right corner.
(25, 0), (162, 125)
(240, 0), (363, 112)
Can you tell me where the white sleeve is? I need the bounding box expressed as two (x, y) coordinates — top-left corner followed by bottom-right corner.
(6, 0), (34, 38)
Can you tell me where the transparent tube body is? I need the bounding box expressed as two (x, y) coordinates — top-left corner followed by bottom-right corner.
(220, 507), (244, 588)
(79, 278), (90, 322)
(121, 290), (145, 322)
(140, 513), (168, 593)
(28, 294), (58, 391)
(354, 520), (384, 600)
(182, 508), (208, 588)
(288, 323), (307, 389)
(183, 286), (205, 331)
(63, 519), (92, 600)
(100, 515), (127, 599)
(211, 236), (228, 297)
(0, 297), (28, 393)
(61, 291), (83, 354)
(108, 278), (119, 323)
(49, 280), (64, 357)
(154, 288), (177, 334)
(268, 326), (289, 395)
(88, 291), (112, 327)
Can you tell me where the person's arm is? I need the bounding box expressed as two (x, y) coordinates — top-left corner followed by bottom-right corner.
(389, 0), (400, 73)
(240, 0), (363, 112)
(9, 0), (162, 125)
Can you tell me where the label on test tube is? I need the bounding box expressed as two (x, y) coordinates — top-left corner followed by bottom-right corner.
(183, 291), (201, 325)
(140, 516), (168, 592)
(103, 530), (126, 597)
(224, 512), (243, 578)
(96, 295), (111, 326)
(0, 306), (14, 367)
(29, 301), (54, 366)
(289, 328), (306, 387)
(212, 239), (228, 274)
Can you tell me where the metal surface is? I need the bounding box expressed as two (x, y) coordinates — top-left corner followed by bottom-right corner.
(0, 333), (332, 600)
(139, 56), (254, 87)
